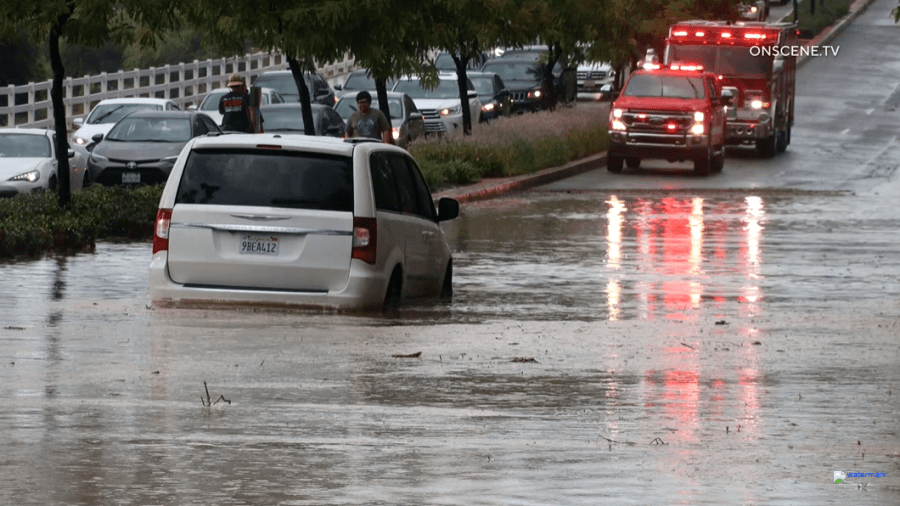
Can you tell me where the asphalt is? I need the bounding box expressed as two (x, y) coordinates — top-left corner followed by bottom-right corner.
(433, 0), (880, 204)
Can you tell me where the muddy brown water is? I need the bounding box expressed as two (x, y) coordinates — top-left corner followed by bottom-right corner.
(1, 189), (898, 504)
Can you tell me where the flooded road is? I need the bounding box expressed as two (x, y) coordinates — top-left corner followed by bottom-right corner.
(2, 189), (899, 504)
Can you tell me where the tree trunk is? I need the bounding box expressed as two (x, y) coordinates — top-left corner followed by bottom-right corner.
(286, 56), (315, 136)
(450, 53), (473, 135)
(49, 15), (72, 208)
(374, 77), (393, 143)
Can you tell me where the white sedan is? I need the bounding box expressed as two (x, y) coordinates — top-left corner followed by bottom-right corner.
(0, 128), (77, 198)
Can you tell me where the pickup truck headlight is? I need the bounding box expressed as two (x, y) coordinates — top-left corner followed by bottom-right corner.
(691, 123), (705, 135)
(440, 106), (461, 116)
(694, 111), (705, 122)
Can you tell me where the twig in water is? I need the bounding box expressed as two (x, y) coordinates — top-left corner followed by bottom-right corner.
(392, 352), (422, 358)
(214, 395), (231, 405)
(650, 437), (667, 445)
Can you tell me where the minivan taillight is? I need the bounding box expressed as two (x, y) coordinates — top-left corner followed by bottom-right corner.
(351, 217), (377, 265)
(152, 209), (172, 254)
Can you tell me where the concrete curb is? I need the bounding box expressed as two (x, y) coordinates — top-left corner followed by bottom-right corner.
(433, 152), (606, 203)
(433, 0), (875, 203)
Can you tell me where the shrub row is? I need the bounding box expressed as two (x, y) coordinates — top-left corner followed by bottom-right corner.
(0, 104), (608, 260)
(796, 0), (851, 39)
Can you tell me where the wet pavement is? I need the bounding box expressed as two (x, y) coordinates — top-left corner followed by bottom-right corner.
(1, 188), (899, 504)
(3, 0), (900, 502)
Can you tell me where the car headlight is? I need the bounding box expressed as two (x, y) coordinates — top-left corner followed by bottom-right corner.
(612, 120), (626, 131)
(691, 123), (705, 135)
(694, 111), (705, 122)
(751, 100), (763, 109)
(613, 109), (624, 119)
(482, 103), (495, 112)
(440, 106), (461, 116)
(73, 136), (88, 146)
(89, 152), (108, 164)
(528, 90), (542, 99)
(392, 127), (400, 140)
(9, 170), (41, 183)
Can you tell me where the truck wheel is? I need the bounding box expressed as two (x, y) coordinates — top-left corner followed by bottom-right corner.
(626, 157), (641, 169)
(711, 145), (725, 173)
(607, 153), (624, 173)
(756, 134), (777, 158)
(694, 149), (711, 176)
(776, 129), (787, 153)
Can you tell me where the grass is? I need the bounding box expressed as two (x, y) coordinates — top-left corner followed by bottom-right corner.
(0, 103), (609, 260)
(795, 0), (852, 39)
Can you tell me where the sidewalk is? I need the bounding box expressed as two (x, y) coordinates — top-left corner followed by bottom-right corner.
(434, 0), (877, 203)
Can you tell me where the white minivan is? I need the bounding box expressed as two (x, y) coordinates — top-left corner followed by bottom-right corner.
(149, 134), (459, 311)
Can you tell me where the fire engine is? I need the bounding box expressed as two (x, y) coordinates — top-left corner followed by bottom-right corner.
(663, 20), (798, 157)
(607, 63), (732, 176)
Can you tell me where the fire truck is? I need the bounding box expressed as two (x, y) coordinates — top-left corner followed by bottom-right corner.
(607, 64), (732, 176)
(662, 20), (798, 157)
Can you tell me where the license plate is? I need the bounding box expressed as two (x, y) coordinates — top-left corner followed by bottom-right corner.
(240, 234), (279, 255)
(122, 172), (140, 184)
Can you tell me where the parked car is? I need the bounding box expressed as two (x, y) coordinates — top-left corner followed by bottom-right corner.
(70, 98), (181, 160)
(480, 57), (546, 113)
(391, 74), (481, 136)
(259, 103), (346, 137)
(432, 51), (489, 72)
(0, 128), (78, 197)
(252, 70), (336, 107)
(576, 61), (614, 100)
(334, 92), (425, 148)
(466, 71), (513, 121)
(333, 69), (395, 100)
(190, 87), (286, 125)
(149, 135), (460, 311)
(85, 111), (220, 187)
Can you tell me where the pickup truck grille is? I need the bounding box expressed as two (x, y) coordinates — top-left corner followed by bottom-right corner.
(419, 109), (442, 120)
(621, 110), (693, 133)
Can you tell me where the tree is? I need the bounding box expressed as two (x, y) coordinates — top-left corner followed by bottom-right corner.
(0, 29), (47, 87)
(185, 0), (353, 136)
(0, 0), (179, 207)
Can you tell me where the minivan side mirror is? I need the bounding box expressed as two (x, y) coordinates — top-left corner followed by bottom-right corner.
(436, 197), (459, 222)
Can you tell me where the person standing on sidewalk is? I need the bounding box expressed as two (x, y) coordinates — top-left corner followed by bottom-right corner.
(218, 74), (262, 133)
(346, 91), (391, 143)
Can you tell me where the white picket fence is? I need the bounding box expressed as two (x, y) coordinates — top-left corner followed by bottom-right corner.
(0, 51), (358, 131)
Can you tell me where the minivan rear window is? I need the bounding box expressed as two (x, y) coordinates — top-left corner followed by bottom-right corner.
(175, 148), (353, 211)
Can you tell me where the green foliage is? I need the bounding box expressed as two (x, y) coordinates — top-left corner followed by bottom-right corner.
(409, 104), (608, 189)
(0, 29), (47, 86)
(0, 185), (164, 259)
(797, 0), (851, 39)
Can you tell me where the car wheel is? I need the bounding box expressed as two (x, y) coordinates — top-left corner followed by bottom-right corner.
(47, 174), (58, 192)
(440, 261), (453, 302)
(625, 157), (640, 169)
(607, 153), (624, 173)
(694, 148), (711, 176)
(776, 129), (787, 153)
(756, 134), (777, 158)
(382, 267), (402, 315)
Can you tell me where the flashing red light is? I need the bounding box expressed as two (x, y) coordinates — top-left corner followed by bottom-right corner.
(667, 123), (677, 131)
(695, 31), (705, 37)
(673, 30), (688, 36)
(721, 32), (732, 38)
(744, 33), (767, 39)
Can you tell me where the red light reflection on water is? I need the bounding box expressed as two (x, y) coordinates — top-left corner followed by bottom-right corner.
(607, 195), (766, 443)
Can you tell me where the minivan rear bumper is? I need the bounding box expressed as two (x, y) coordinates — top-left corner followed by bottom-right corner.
(149, 252), (389, 311)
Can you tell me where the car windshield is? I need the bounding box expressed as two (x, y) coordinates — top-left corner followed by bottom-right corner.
(176, 148), (354, 212)
(343, 73), (393, 91)
(623, 74), (706, 99)
(0, 134), (51, 158)
(668, 45), (771, 77)
(253, 74), (308, 99)
(107, 117), (192, 142)
(86, 103), (163, 124)
(470, 78), (495, 95)
(200, 90), (227, 111)
(262, 108), (309, 132)
(393, 79), (461, 99)
(434, 53), (456, 71)
(335, 98), (402, 120)
(481, 62), (541, 82)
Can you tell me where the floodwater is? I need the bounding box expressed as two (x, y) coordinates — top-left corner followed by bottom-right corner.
(1, 189), (898, 504)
